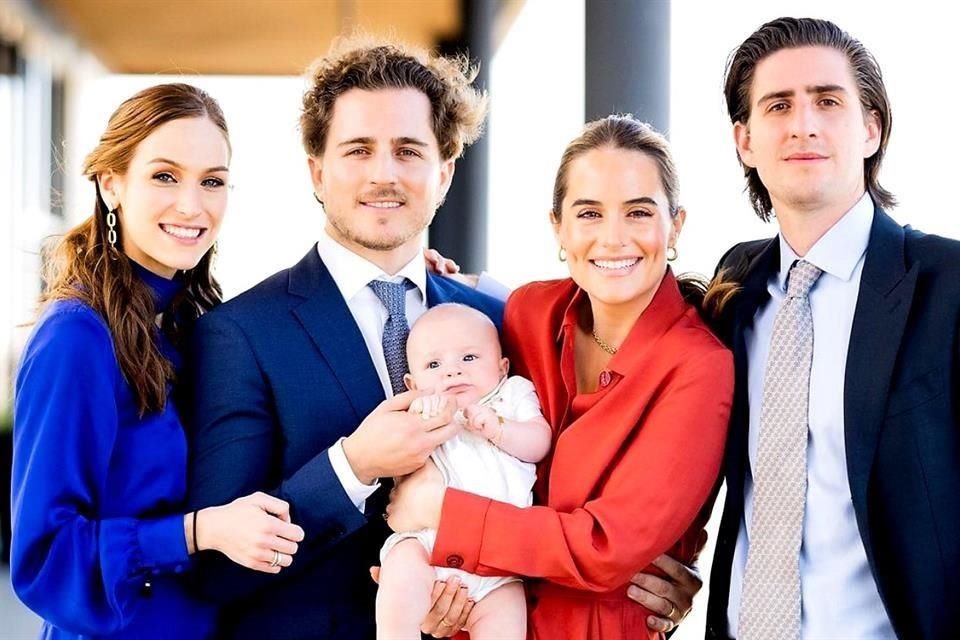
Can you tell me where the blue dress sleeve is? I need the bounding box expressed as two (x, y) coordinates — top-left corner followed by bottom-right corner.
(11, 304), (190, 636)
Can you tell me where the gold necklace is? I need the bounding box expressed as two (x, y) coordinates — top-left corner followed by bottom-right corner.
(591, 328), (619, 355)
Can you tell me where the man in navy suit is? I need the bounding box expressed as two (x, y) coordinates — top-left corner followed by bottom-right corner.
(628, 17), (960, 640)
(186, 39), (502, 639)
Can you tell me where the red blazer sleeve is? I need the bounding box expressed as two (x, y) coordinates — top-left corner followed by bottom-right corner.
(431, 347), (733, 592)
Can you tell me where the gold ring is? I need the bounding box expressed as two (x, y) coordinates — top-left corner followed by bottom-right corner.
(666, 602), (677, 621)
(270, 550), (281, 567)
(440, 617), (455, 627)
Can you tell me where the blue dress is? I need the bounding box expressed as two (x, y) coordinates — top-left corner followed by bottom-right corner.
(11, 264), (216, 639)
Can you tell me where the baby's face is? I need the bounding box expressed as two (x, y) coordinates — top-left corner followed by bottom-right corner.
(406, 312), (507, 408)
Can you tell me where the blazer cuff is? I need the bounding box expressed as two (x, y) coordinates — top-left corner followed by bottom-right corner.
(282, 447), (369, 545)
(431, 488), (491, 574)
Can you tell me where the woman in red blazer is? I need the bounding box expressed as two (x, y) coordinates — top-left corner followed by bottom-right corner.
(388, 115), (734, 639)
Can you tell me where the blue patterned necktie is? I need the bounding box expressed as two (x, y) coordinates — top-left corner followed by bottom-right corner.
(367, 279), (414, 395)
(739, 259), (822, 640)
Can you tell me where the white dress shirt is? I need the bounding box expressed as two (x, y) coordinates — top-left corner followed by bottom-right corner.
(317, 229), (429, 512)
(727, 193), (896, 639)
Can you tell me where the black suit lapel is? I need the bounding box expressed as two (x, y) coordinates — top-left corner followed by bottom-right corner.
(844, 209), (917, 562)
(725, 238), (779, 488)
(708, 237), (779, 638)
(288, 247), (386, 421)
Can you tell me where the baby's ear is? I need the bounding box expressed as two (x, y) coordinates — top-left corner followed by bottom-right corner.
(403, 373), (417, 391)
(500, 357), (510, 377)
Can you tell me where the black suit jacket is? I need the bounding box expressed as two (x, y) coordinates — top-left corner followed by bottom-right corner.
(184, 246), (504, 640)
(706, 208), (960, 639)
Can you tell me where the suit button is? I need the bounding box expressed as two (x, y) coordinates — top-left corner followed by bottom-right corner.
(446, 554), (464, 568)
(599, 370), (612, 387)
(140, 580), (153, 598)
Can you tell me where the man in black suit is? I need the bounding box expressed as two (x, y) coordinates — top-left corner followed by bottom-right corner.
(629, 17), (959, 640)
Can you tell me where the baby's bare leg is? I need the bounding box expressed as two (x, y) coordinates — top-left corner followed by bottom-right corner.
(376, 539), (435, 640)
(464, 581), (527, 640)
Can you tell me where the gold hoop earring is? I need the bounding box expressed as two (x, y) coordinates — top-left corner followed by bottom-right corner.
(666, 246), (677, 262)
(558, 247), (567, 262)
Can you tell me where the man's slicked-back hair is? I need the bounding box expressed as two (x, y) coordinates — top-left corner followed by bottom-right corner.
(300, 35), (488, 162)
(723, 17), (895, 221)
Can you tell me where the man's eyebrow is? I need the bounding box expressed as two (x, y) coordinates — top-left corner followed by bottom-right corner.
(394, 137), (429, 147)
(808, 84), (847, 95)
(756, 84), (849, 106)
(336, 137), (430, 147)
(337, 137), (374, 147)
(756, 89), (794, 106)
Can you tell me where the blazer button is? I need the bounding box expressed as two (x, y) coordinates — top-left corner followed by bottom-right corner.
(599, 370), (612, 387)
(446, 554), (464, 568)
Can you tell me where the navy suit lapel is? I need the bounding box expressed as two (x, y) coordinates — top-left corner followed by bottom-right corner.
(844, 208), (917, 561)
(288, 247), (385, 420)
(425, 272), (473, 307)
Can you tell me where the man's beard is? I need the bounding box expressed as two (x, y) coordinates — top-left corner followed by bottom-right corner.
(327, 213), (424, 252)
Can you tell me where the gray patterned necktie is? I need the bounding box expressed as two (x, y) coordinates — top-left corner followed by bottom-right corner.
(739, 259), (822, 640)
(367, 279), (414, 395)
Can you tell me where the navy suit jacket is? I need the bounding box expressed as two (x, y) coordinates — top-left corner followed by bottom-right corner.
(185, 246), (504, 640)
(705, 208), (960, 639)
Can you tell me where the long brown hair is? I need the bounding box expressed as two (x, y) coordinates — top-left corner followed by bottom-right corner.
(724, 17), (895, 221)
(41, 83), (227, 415)
(550, 114), (736, 317)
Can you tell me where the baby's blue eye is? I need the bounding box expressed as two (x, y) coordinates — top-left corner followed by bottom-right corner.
(463, 354), (477, 362)
(427, 361), (440, 369)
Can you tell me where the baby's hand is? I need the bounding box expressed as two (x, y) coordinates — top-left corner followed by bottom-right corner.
(409, 393), (454, 421)
(463, 404), (501, 440)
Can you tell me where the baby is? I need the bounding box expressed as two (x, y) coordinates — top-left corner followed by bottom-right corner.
(376, 303), (552, 639)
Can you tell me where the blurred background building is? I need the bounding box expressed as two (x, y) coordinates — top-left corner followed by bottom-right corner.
(2, 0), (958, 637)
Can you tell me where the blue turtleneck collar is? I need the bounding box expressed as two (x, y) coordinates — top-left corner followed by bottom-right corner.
(130, 261), (185, 313)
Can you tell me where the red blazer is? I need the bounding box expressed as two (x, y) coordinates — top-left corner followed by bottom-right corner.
(432, 272), (733, 639)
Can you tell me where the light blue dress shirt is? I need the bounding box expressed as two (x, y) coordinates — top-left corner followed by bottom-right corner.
(727, 194), (896, 639)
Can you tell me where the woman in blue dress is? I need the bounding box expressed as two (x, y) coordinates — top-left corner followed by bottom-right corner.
(11, 83), (306, 639)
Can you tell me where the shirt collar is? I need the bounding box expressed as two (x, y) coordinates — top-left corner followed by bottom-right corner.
(316, 228), (427, 302)
(776, 191), (874, 291)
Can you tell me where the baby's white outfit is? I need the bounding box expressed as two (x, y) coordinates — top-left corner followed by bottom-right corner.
(379, 375), (542, 601)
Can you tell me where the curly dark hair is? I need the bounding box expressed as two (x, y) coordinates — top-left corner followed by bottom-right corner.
(300, 35), (487, 162)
